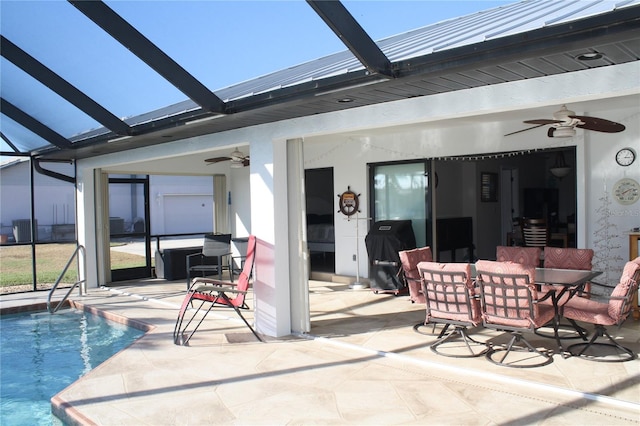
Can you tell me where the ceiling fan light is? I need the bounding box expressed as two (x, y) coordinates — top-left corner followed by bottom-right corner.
(552, 105), (575, 121)
(552, 126), (576, 138)
(550, 167), (571, 178)
(230, 160), (244, 168)
(550, 151), (571, 179)
(229, 148), (246, 161)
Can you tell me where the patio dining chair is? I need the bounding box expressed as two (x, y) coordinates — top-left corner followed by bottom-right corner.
(543, 247), (594, 297)
(185, 233), (232, 289)
(496, 246), (541, 268)
(562, 259), (640, 362)
(530, 246), (596, 341)
(398, 246), (433, 304)
(475, 260), (557, 368)
(417, 261), (488, 358)
(174, 235), (261, 345)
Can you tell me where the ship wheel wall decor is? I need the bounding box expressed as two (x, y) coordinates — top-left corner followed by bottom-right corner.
(338, 186), (360, 217)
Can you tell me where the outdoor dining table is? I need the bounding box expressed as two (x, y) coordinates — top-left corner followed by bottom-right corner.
(471, 264), (602, 356)
(534, 267), (602, 356)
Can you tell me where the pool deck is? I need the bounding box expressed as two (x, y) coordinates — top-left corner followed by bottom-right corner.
(1, 278), (639, 425)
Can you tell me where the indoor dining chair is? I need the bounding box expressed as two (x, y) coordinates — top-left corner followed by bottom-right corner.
(521, 218), (549, 248)
(417, 261), (487, 358)
(475, 260), (557, 368)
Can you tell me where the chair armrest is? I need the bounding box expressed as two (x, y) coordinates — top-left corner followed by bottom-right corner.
(186, 252), (204, 267)
(570, 280), (615, 299)
(586, 280), (615, 290)
(191, 282), (245, 294)
(214, 286), (247, 295)
(190, 276), (239, 289)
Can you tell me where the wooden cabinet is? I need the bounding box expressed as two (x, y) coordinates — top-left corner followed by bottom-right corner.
(630, 233), (640, 320)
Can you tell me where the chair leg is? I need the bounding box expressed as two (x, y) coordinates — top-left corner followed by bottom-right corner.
(567, 325), (636, 362)
(174, 293), (216, 346)
(174, 291), (263, 345)
(486, 332), (553, 368)
(436, 323), (451, 339)
(430, 326), (488, 358)
(412, 321), (443, 336)
(217, 292), (263, 342)
(534, 318), (588, 341)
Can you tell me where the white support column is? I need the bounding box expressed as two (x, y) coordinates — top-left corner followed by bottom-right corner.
(75, 164), (101, 288)
(287, 138), (310, 334)
(249, 138), (292, 337)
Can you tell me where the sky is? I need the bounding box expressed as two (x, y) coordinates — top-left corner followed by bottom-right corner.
(0, 0), (512, 148)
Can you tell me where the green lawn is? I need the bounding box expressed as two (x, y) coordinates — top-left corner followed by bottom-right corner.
(0, 243), (147, 290)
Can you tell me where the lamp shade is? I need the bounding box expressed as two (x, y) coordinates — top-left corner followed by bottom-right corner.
(550, 151), (571, 179)
(550, 167), (571, 178)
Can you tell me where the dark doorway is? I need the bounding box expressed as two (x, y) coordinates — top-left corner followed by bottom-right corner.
(432, 147), (576, 260)
(305, 168), (335, 273)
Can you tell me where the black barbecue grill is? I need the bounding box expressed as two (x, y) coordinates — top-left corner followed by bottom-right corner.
(365, 220), (416, 294)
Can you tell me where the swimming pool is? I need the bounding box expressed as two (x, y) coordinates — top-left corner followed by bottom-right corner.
(0, 309), (145, 425)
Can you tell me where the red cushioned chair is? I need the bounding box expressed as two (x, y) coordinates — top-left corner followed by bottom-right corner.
(417, 261), (487, 358)
(174, 235), (261, 345)
(496, 246), (541, 267)
(475, 260), (557, 368)
(562, 259), (640, 362)
(534, 247), (597, 340)
(543, 247), (594, 296)
(399, 246), (433, 304)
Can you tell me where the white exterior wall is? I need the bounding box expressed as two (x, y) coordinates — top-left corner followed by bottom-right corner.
(148, 175), (214, 235)
(74, 62), (640, 337)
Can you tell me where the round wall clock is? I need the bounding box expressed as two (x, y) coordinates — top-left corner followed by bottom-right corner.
(615, 148), (636, 167)
(612, 178), (640, 205)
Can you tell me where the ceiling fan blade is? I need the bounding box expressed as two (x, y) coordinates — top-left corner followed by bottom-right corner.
(504, 123), (547, 137)
(204, 156), (231, 163)
(570, 115), (626, 133)
(547, 127), (555, 137)
(243, 158), (250, 167)
(523, 119), (564, 125)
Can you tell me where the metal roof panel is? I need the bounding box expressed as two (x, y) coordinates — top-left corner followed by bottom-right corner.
(146, 0), (640, 119)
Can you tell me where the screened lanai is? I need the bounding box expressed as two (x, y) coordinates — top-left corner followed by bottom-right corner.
(3, 1), (638, 159)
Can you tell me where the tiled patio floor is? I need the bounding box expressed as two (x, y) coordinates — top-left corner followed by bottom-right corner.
(1, 277), (638, 425)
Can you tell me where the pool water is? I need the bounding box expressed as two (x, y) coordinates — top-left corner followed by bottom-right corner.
(0, 309), (145, 425)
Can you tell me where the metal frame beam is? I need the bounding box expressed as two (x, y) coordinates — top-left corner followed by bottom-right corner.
(0, 99), (72, 149)
(1, 35), (132, 136)
(33, 158), (76, 184)
(307, 0), (394, 78)
(69, 0), (226, 114)
(1, 131), (20, 153)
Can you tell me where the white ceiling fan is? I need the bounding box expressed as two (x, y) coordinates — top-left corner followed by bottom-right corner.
(204, 148), (250, 168)
(505, 105), (626, 138)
